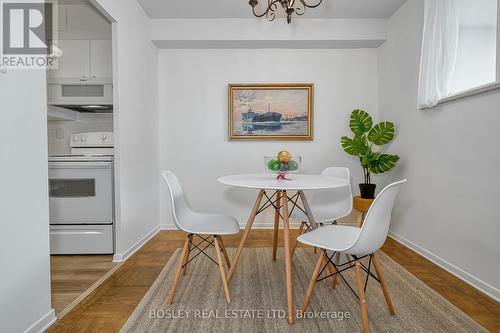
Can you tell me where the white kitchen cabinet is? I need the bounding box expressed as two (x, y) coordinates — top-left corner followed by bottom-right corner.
(51, 39), (90, 81)
(62, 4), (111, 40)
(90, 40), (112, 79)
(48, 39), (112, 83)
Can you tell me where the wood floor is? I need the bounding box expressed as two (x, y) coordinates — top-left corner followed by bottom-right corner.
(47, 229), (500, 333)
(51, 255), (121, 317)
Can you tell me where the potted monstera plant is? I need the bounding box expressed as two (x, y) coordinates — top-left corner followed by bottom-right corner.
(341, 109), (400, 199)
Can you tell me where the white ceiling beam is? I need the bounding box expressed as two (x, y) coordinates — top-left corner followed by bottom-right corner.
(149, 18), (386, 49)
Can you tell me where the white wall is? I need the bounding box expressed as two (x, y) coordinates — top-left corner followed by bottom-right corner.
(158, 49), (378, 228)
(93, 0), (159, 259)
(378, 0), (500, 300)
(0, 1), (159, 330)
(0, 72), (55, 331)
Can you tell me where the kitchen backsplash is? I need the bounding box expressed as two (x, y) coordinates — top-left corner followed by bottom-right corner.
(47, 114), (113, 155)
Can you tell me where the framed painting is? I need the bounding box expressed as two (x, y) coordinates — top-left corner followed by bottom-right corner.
(228, 83), (313, 141)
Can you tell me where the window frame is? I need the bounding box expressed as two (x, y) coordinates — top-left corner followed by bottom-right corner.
(438, 2), (500, 105)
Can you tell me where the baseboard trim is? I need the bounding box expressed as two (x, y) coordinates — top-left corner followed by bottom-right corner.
(113, 226), (160, 262)
(159, 223), (176, 230)
(388, 231), (500, 302)
(23, 309), (56, 333)
(160, 221), (302, 231)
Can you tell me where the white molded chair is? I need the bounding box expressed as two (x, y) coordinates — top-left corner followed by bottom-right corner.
(162, 170), (240, 304)
(291, 167), (353, 255)
(298, 179), (406, 333)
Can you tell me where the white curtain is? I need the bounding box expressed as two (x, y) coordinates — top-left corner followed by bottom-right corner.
(417, 0), (459, 109)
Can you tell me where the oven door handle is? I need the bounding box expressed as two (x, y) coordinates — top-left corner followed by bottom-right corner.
(49, 162), (112, 169)
(50, 230), (105, 235)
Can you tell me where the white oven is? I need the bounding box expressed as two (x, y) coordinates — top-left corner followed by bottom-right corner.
(49, 161), (113, 224)
(48, 132), (114, 254)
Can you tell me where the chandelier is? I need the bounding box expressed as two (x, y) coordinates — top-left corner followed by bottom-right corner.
(249, 0), (323, 24)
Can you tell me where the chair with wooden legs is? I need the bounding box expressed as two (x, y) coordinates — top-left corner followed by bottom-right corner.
(162, 170), (240, 304)
(298, 179), (406, 333)
(290, 167), (353, 256)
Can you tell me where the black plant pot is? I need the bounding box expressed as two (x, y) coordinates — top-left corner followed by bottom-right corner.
(359, 183), (376, 199)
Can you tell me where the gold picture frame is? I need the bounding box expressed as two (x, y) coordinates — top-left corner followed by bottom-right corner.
(228, 83), (314, 141)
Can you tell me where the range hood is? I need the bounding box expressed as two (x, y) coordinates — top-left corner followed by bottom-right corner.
(53, 104), (113, 113)
(47, 105), (114, 121)
(48, 83), (113, 113)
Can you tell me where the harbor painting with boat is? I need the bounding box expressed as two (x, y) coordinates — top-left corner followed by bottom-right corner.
(228, 84), (313, 140)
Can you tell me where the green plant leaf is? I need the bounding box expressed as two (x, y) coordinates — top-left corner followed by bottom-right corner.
(341, 110), (399, 180)
(350, 109), (373, 135)
(369, 154), (400, 174)
(367, 121), (395, 146)
(341, 135), (367, 156)
(361, 151), (377, 168)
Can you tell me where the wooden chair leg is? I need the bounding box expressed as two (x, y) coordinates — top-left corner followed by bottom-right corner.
(167, 235), (190, 304)
(372, 253), (396, 315)
(272, 191), (282, 260)
(354, 260), (369, 333)
(331, 262), (338, 289)
(290, 221), (305, 257)
(227, 190), (265, 282)
(217, 236), (231, 269)
(320, 256), (328, 280)
(282, 191), (295, 324)
(181, 234), (192, 275)
(214, 236), (231, 303)
(301, 249), (325, 312)
(323, 255), (338, 289)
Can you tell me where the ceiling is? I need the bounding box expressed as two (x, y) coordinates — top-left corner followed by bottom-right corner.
(137, 0), (408, 19)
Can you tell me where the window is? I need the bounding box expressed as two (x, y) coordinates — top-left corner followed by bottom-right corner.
(448, 0), (499, 95)
(417, 0), (500, 108)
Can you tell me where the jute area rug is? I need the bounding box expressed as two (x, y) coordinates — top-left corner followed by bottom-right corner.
(121, 248), (487, 332)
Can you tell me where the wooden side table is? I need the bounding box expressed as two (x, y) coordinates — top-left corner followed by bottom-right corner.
(353, 196), (374, 227)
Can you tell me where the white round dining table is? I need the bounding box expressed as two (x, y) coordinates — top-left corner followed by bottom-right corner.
(218, 173), (349, 191)
(217, 173), (350, 325)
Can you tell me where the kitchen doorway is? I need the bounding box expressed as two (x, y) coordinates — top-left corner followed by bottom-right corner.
(46, 0), (118, 318)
